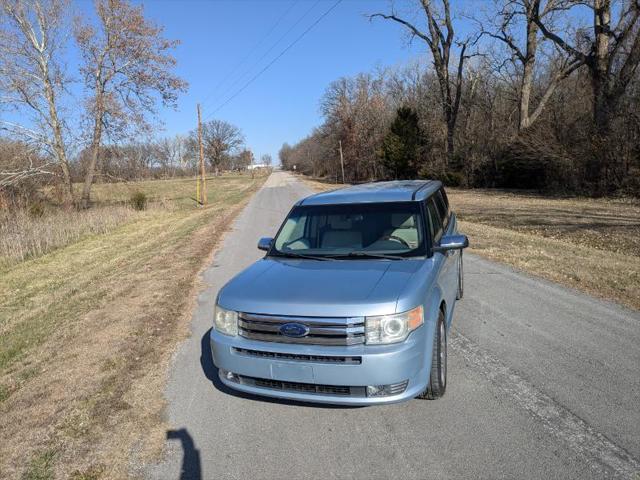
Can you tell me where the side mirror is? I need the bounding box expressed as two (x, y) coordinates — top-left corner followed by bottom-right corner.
(257, 237), (273, 251)
(433, 234), (469, 253)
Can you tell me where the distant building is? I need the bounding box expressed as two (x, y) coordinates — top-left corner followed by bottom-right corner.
(247, 164), (269, 170)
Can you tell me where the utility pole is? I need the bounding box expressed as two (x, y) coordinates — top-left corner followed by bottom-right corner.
(197, 103), (207, 205)
(338, 140), (345, 184)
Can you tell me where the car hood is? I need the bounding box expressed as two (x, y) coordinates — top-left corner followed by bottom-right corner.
(217, 257), (425, 318)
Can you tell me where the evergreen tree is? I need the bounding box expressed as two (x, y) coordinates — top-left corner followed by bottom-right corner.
(381, 107), (423, 179)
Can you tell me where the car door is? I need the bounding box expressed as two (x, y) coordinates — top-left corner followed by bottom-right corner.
(427, 192), (458, 309)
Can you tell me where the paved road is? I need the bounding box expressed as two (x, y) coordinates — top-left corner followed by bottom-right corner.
(146, 171), (640, 480)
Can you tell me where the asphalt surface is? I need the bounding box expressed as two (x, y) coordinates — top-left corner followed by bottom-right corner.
(145, 171), (640, 480)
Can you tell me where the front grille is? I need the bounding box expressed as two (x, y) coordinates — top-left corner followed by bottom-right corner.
(238, 313), (365, 346)
(233, 347), (362, 364)
(237, 374), (365, 397)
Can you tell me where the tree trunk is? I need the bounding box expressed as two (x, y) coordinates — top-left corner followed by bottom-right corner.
(445, 119), (455, 165)
(47, 103), (73, 206)
(519, 12), (538, 131)
(57, 156), (74, 205)
(42, 60), (74, 206)
(592, 0), (611, 136)
(81, 73), (105, 209)
(589, 0), (612, 193)
(81, 114), (103, 208)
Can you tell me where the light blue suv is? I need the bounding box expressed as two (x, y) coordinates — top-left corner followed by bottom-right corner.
(210, 180), (468, 405)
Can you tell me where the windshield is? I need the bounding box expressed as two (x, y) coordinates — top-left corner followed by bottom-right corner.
(271, 202), (425, 258)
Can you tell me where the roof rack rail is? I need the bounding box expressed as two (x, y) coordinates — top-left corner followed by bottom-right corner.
(411, 181), (432, 200)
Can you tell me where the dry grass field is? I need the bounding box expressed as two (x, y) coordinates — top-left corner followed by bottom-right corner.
(303, 177), (640, 311)
(0, 173), (267, 479)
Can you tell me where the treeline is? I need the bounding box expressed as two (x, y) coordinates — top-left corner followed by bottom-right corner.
(280, 0), (640, 195)
(0, 114), (253, 209)
(74, 119), (257, 182)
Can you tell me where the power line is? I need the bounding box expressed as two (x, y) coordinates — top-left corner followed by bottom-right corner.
(204, 0), (343, 121)
(204, 0), (321, 112)
(200, 0), (299, 109)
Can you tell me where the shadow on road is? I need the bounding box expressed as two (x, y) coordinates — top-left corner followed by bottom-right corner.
(200, 328), (360, 409)
(166, 428), (201, 480)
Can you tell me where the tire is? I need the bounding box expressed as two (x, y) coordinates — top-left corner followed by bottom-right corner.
(417, 310), (447, 400)
(456, 250), (464, 300)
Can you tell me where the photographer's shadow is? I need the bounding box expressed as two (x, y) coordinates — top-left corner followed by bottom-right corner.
(166, 428), (201, 480)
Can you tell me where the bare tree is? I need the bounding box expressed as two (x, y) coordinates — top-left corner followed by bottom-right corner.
(0, 138), (54, 189)
(152, 135), (190, 176)
(0, 0), (74, 204)
(279, 143), (293, 169)
(235, 148), (254, 170)
(320, 72), (392, 180)
(479, 0), (583, 130)
(532, 0), (640, 189)
(190, 119), (244, 174)
(75, 0), (187, 208)
(170, 134), (192, 171)
(371, 0), (473, 164)
(533, 0), (640, 135)
(260, 153), (272, 166)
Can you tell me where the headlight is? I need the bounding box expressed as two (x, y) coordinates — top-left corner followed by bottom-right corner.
(365, 306), (423, 344)
(214, 304), (238, 336)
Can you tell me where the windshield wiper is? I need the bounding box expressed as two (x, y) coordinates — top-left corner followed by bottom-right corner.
(327, 252), (405, 260)
(271, 251), (334, 261)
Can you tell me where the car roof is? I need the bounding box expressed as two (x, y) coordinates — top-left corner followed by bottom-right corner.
(298, 180), (442, 206)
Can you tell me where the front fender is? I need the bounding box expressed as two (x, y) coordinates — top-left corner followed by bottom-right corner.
(424, 283), (445, 329)
(396, 267), (444, 374)
(396, 259), (446, 332)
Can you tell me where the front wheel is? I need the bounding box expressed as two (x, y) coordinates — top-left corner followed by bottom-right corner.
(417, 310), (447, 400)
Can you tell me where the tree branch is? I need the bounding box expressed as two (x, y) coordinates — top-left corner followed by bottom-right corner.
(532, 4), (589, 64)
(528, 57), (584, 125)
(368, 13), (433, 49)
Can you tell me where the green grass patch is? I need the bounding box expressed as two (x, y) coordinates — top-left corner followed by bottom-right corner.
(0, 383), (10, 403)
(21, 450), (56, 480)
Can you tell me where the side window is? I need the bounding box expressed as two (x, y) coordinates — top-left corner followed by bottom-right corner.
(290, 214), (307, 240)
(434, 189), (449, 230)
(274, 214), (307, 250)
(426, 198), (443, 243)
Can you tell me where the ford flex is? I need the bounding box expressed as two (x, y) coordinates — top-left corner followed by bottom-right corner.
(210, 180), (468, 405)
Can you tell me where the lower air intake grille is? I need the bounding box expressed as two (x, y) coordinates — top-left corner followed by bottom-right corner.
(237, 374), (364, 397)
(233, 348), (362, 365)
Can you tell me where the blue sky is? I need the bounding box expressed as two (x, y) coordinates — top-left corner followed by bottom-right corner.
(138, 0), (432, 163)
(9, 0), (590, 163)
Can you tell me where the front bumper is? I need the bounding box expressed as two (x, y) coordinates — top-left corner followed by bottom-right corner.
(210, 324), (433, 405)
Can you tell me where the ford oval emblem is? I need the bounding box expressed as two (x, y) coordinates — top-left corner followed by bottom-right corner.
(279, 322), (310, 338)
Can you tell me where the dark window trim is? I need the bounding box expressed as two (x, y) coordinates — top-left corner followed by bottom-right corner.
(420, 200), (433, 255)
(434, 189), (449, 230)
(425, 196), (443, 246)
(440, 187), (450, 212)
